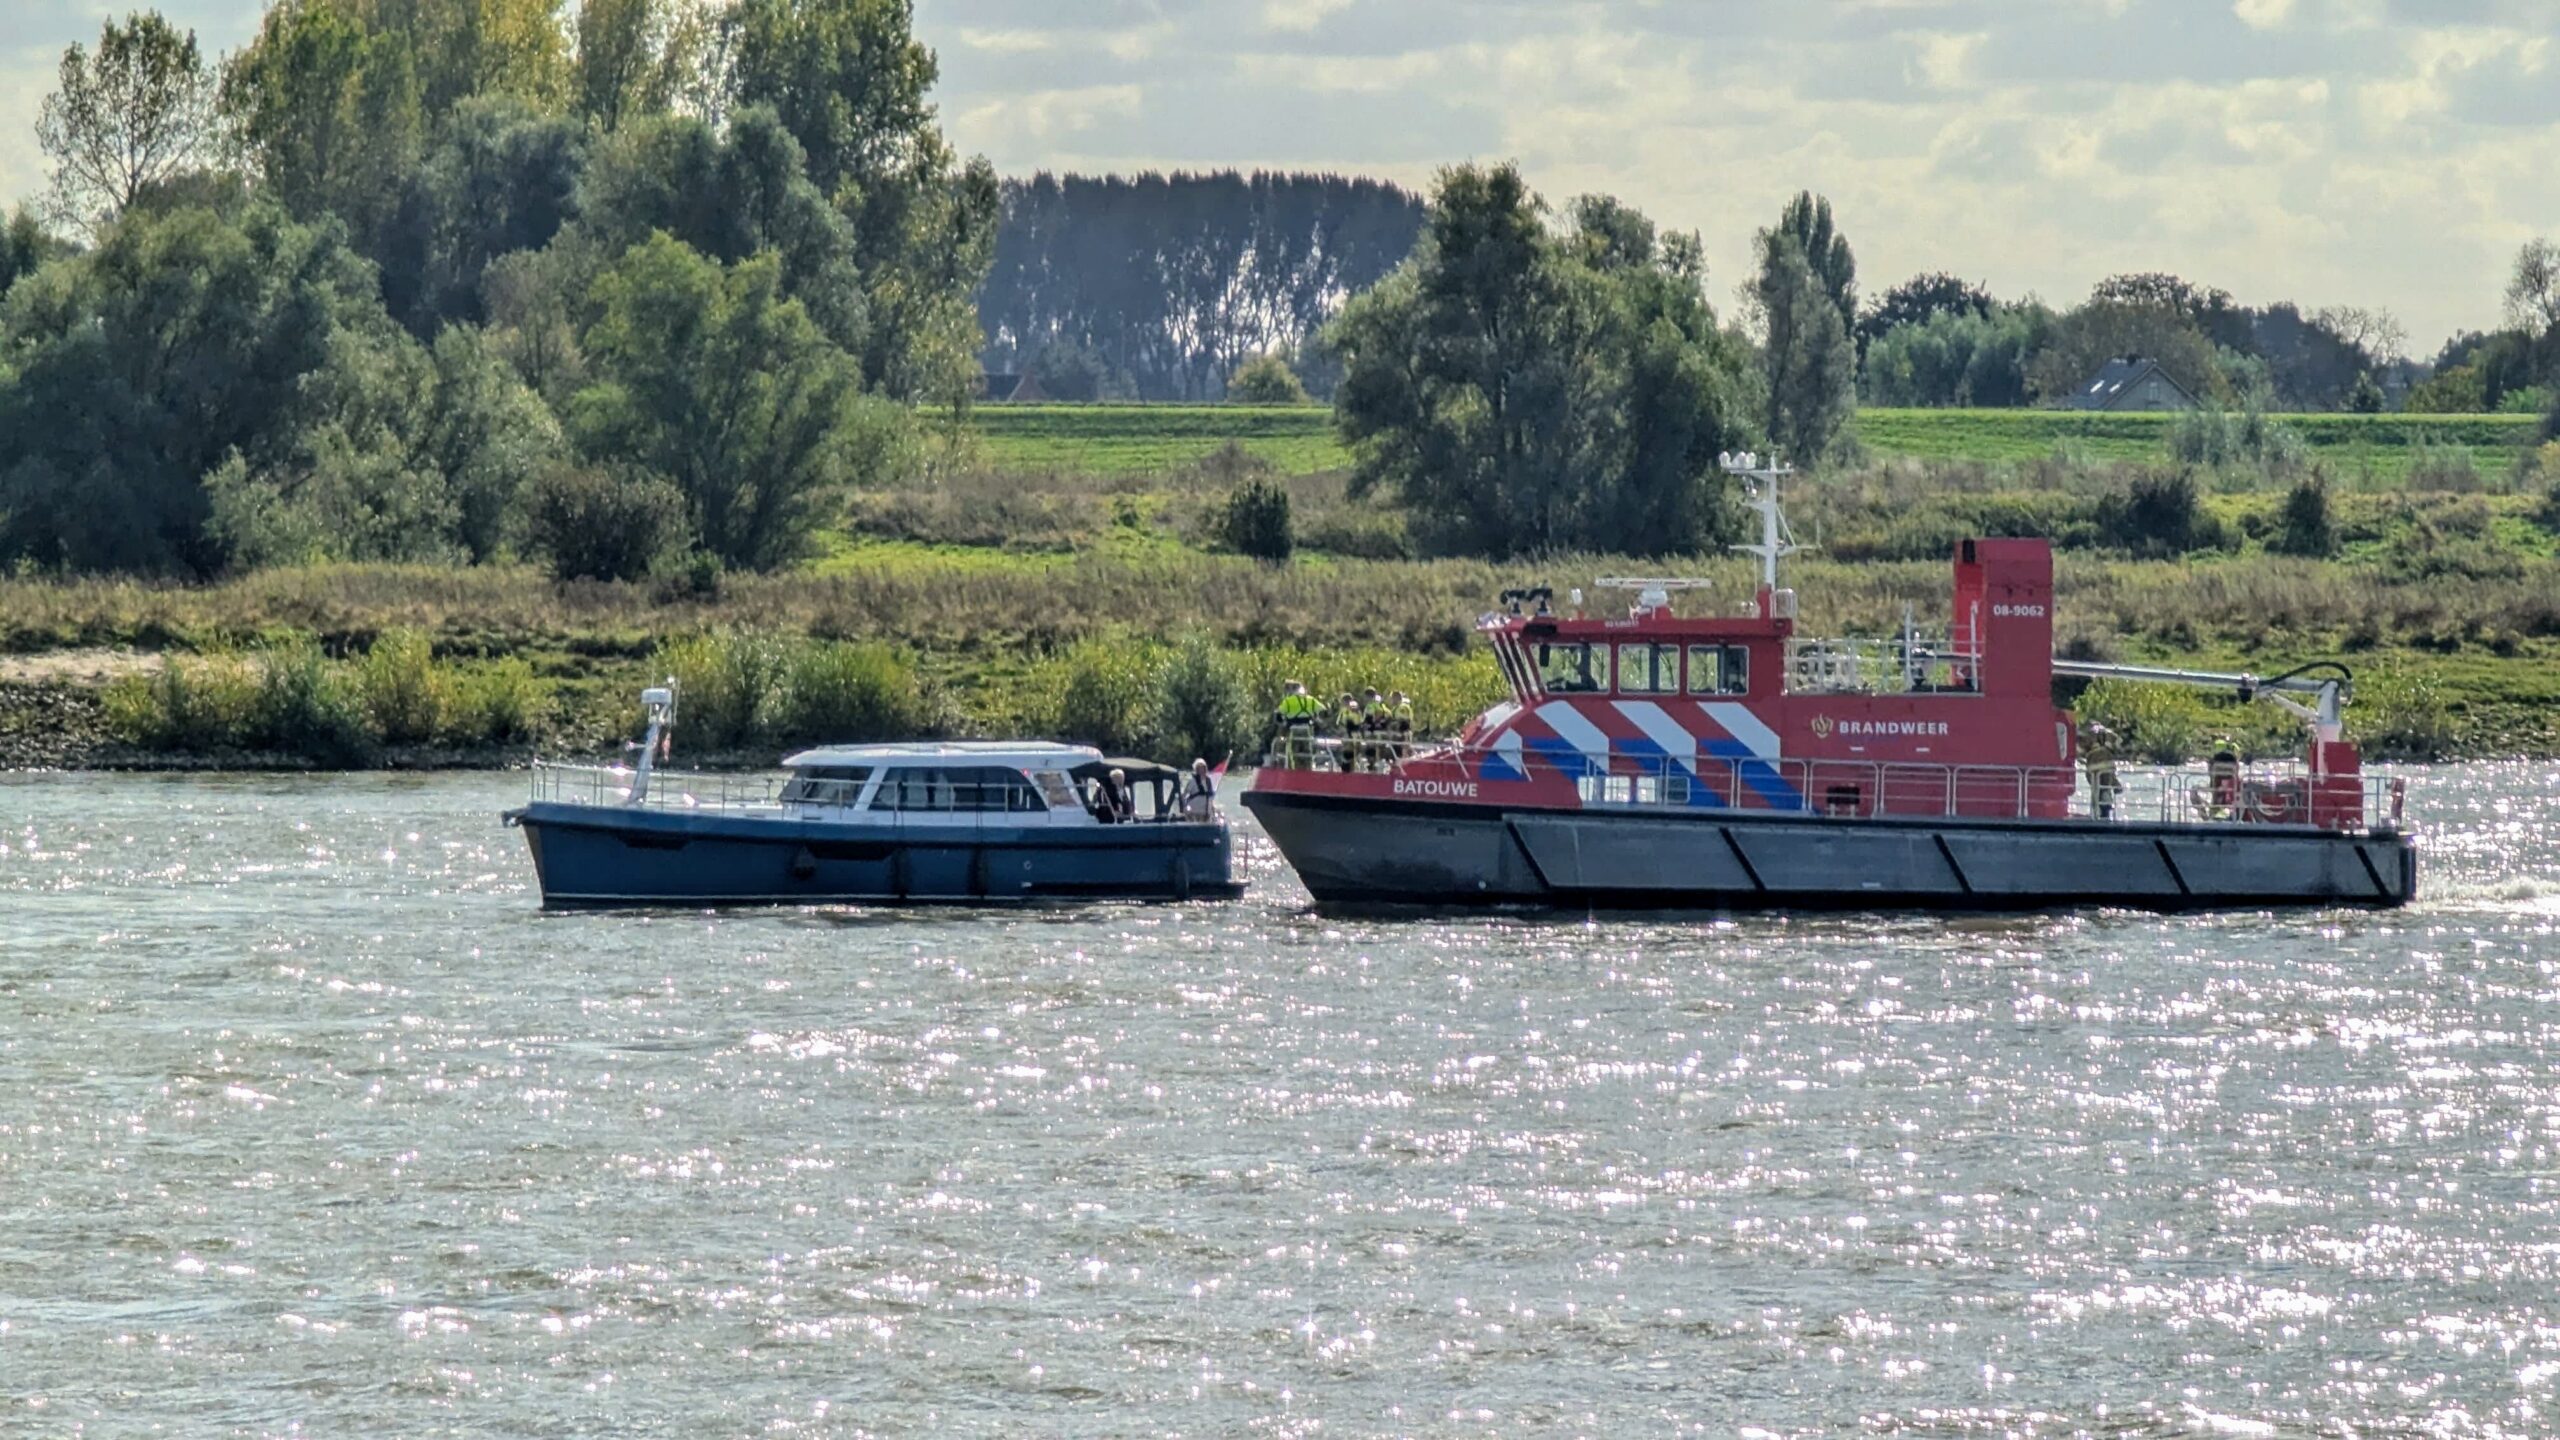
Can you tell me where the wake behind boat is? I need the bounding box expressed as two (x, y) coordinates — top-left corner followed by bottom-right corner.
(1244, 455), (2417, 912)
(505, 688), (1240, 908)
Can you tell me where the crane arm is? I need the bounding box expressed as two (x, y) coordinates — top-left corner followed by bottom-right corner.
(2051, 659), (2349, 733)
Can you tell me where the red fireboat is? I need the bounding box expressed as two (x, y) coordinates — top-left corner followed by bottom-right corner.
(1243, 455), (2416, 910)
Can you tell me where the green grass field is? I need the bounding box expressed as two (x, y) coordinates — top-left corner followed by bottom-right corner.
(968, 404), (1346, 475)
(963, 403), (2548, 487)
(1854, 408), (2543, 485)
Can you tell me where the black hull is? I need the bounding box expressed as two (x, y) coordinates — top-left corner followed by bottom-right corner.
(1242, 791), (2417, 912)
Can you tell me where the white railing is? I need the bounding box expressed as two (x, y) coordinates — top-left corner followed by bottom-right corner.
(526, 762), (786, 814)
(1263, 742), (2404, 832)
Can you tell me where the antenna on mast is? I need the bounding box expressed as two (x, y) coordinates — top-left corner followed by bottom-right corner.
(1720, 452), (1803, 612)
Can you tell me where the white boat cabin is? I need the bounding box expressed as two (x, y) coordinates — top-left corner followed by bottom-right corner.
(776, 742), (1213, 826)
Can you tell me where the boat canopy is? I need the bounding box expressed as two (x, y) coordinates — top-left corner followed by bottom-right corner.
(1069, 757), (1186, 788)
(782, 740), (1100, 771)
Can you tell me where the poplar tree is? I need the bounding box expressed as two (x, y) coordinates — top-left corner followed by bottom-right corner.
(36, 11), (219, 237)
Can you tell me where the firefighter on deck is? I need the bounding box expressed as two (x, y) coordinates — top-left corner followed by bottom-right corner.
(2080, 722), (2122, 820)
(1335, 692), (1363, 772)
(1274, 681), (1322, 769)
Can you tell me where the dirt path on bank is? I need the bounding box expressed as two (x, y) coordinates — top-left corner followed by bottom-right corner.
(0, 649), (162, 685)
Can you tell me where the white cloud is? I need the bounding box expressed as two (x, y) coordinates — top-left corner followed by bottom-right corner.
(1260, 0), (1357, 35)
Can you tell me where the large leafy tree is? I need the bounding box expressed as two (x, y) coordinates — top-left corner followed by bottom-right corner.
(723, 0), (997, 402)
(568, 234), (889, 569)
(1327, 165), (1751, 557)
(1862, 304), (2050, 408)
(1767, 193), (1855, 324)
(37, 11), (220, 238)
(376, 97), (586, 335)
(402, 0), (576, 117)
(219, 0), (426, 242)
(575, 107), (866, 351)
(1858, 272), (1993, 353)
(574, 0), (711, 132)
(0, 201), (394, 573)
(1753, 193), (1858, 463)
(0, 209), (72, 301)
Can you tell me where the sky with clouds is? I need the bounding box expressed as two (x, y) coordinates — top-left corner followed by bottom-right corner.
(7, 0), (2557, 350)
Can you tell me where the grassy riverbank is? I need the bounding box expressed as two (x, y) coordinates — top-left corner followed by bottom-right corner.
(5, 404), (2557, 769)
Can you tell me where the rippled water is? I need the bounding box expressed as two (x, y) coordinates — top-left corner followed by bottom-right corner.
(2, 766), (2557, 1437)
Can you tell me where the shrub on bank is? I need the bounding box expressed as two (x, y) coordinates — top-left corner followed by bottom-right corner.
(354, 628), (445, 743)
(644, 630), (947, 752)
(103, 653), (258, 751)
(2351, 668), (2463, 761)
(2097, 469), (2230, 557)
(650, 630), (785, 749)
(1039, 639), (1159, 756)
(244, 638), (372, 764)
(1215, 475), (1295, 562)
(526, 466), (690, 582)
(102, 633), (553, 758)
(2269, 473), (2337, 558)
(775, 641), (944, 744)
(1150, 633), (1255, 765)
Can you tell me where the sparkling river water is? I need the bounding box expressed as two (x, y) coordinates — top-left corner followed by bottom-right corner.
(2, 766), (2559, 1438)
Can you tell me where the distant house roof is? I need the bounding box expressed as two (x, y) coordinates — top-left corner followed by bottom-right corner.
(2062, 356), (2198, 411)
(978, 370), (1050, 403)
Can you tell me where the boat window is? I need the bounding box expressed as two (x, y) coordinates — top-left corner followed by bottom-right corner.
(949, 766), (1048, 813)
(875, 768), (954, 812)
(872, 766), (1047, 813)
(1616, 643), (1678, 694)
(781, 766), (872, 806)
(1537, 642), (1609, 694)
(1686, 644), (1750, 696)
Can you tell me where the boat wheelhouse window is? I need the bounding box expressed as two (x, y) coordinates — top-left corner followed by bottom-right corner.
(781, 766), (872, 805)
(1616, 643), (1679, 695)
(1685, 644), (1750, 696)
(872, 766), (1047, 813)
(1537, 642), (1609, 694)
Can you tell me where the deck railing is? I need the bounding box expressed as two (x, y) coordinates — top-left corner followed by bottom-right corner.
(1784, 635), (1981, 696)
(526, 762), (786, 814)
(1271, 740), (2404, 832)
(521, 762), (1225, 826)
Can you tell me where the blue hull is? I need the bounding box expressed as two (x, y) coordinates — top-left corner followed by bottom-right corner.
(506, 802), (1242, 908)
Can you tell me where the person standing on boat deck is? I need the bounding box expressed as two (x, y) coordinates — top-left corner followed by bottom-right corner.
(1181, 759), (1218, 818)
(2080, 722), (2122, 820)
(1361, 688), (1388, 771)
(1388, 691), (1414, 766)
(2198, 748), (2241, 820)
(1274, 681), (1321, 769)
(1099, 767), (1136, 823)
(1335, 692), (1364, 772)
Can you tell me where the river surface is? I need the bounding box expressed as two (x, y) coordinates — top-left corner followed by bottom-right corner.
(2, 766), (2558, 1437)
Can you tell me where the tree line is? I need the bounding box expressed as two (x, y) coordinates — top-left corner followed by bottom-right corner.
(1319, 163), (2560, 559)
(3, 6), (2554, 578)
(975, 170), (1426, 402)
(2, 0), (993, 579)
